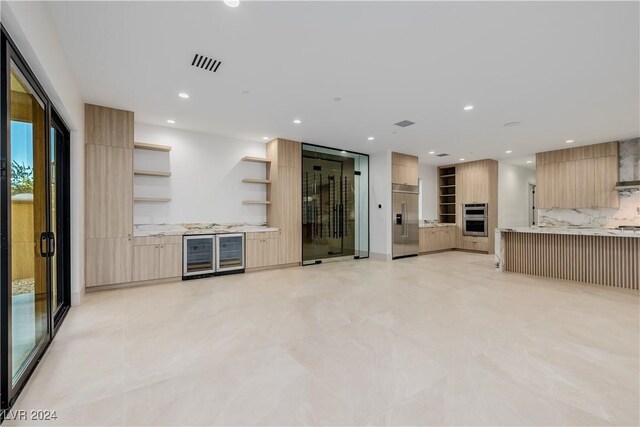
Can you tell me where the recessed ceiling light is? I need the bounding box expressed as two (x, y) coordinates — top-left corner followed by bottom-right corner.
(503, 121), (521, 127)
(505, 150), (512, 154)
(429, 151), (435, 155)
(566, 139), (574, 143)
(526, 160), (533, 164)
(463, 105), (474, 111)
(262, 137), (270, 141)
(293, 119), (302, 124)
(166, 119), (175, 124)
(178, 92), (190, 99)
(368, 137), (374, 141)
(242, 90), (250, 95)
(334, 97), (342, 102)
(459, 158), (465, 161)
(224, 0), (240, 7)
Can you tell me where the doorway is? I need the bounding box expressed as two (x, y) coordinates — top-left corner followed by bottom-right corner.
(1, 27), (71, 413)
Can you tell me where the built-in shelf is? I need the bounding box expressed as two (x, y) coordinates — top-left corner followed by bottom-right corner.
(440, 185), (456, 188)
(242, 178), (271, 184)
(134, 170), (171, 177)
(242, 156), (271, 163)
(441, 193), (456, 197)
(440, 174), (456, 178)
(134, 197), (171, 202)
(439, 203), (455, 205)
(438, 165), (457, 224)
(242, 200), (271, 205)
(134, 142), (172, 152)
(440, 213), (456, 216)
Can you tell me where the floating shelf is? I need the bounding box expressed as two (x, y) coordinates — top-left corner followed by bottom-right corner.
(134, 197), (171, 202)
(242, 178), (271, 184)
(440, 185), (456, 188)
(439, 203), (455, 205)
(440, 193), (456, 197)
(440, 213), (456, 216)
(242, 156), (271, 163)
(134, 170), (171, 177)
(134, 142), (172, 152)
(242, 200), (271, 205)
(440, 174), (456, 178)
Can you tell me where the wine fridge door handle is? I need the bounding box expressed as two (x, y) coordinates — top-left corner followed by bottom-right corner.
(48, 232), (56, 257)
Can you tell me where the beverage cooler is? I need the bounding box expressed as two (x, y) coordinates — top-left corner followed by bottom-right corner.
(182, 233), (245, 280)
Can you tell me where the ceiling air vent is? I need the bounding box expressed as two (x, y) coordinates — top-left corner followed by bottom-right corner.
(394, 120), (415, 128)
(191, 53), (222, 72)
(436, 153), (450, 157)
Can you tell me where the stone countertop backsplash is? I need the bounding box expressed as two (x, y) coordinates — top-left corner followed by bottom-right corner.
(134, 223), (279, 237)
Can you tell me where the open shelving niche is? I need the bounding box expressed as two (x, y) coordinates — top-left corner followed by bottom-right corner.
(134, 142), (172, 203)
(241, 156), (271, 205)
(438, 166), (456, 224)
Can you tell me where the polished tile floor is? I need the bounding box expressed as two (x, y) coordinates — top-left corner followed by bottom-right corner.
(7, 252), (640, 426)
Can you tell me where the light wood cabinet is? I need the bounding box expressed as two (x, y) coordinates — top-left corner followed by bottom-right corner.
(266, 139), (302, 265)
(419, 226), (456, 253)
(535, 142), (619, 209)
(85, 238), (133, 287)
(391, 152), (419, 186)
(85, 104), (134, 149)
(85, 144), (133, 239)
(246, 234), (279, 269)
(133, 243), (182, 282)
(460, 235), (489, 252)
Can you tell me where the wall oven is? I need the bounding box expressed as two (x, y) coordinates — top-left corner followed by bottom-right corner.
(463, 203), (488, 237)
(183, 235), (216, 279)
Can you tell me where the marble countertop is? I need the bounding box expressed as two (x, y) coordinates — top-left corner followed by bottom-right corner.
(134, 223), (279, 237)
(498, 226), (640, 238)
(419, 222), (456, 228)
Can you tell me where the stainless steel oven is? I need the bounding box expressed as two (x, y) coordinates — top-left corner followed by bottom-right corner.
(183, 235), (216, 279)
(463, 203), (488, 237)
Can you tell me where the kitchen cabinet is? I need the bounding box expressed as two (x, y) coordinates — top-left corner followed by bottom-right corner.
(246, 232), (280, 268)
(133, 242), (182, 282)
(460, 236), (489, 252)
(419, 226), (456, 253)
(536, 142), (619, 209)
(391, 152), (419, 186)
(85, 238), (133, 287)
(85, 103), (134, 149)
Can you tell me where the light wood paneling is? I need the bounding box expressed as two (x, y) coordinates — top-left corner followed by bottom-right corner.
(391, 152), (419, 186)
(85, 144), (133, 238)
(86, 238), (133, 287)
(536, 142), (619, 209)
(133, 243), (182, 281)
(85, 104), (134, 149)
(503, 232), (639, 290)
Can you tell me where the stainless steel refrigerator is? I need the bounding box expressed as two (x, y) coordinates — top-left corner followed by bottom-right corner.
(392, 184), (419, 259)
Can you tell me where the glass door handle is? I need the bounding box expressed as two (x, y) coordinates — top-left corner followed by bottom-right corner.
(48, 232), (55, 256)
(39, 233), (48, 257)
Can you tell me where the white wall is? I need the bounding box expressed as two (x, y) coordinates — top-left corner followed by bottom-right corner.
(2, 1), (85, 305)
(134, 123), (268, 225)
(369, 150), (392, 258)
(498, 162), (536, 228)
(419, 163), (437, 220)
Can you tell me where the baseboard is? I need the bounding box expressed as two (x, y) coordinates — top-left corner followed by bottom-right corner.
(369, 252), (392, 261)
(85, 276), (181, 292)
(246, 262), (301, 273)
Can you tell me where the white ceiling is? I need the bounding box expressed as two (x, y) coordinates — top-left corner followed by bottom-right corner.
(47, 1), (639, 165)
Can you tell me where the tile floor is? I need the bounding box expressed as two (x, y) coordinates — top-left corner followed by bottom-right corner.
(6, 252), (640, 426)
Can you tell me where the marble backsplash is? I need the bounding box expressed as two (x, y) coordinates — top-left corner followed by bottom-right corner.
(538, 138), (640, 228)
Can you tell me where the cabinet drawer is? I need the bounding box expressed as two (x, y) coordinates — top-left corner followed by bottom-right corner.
(133, 243), (182, 281)
(246, 231), (280, 240)
(133, 235), (183, 246)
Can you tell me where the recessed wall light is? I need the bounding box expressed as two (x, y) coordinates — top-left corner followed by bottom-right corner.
(459, 158), (465, 161)
(505, 150), (512, 154)
(166, 119), (175, 124)
(463, 105), (474, 111)
(526, 160), (533, 164)
(224, 0), (240, 7)
(566, 139), (574, 143)
(368, 137), (374, 141)
(429, 151), (435, 155)
(178, 92), (190, 99)
(293, 119), (302, 124)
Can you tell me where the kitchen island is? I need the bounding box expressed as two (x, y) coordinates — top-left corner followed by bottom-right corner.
(495, 227), (640, 290)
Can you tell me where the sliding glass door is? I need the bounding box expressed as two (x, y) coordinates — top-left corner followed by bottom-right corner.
(1, 27), (71, 412)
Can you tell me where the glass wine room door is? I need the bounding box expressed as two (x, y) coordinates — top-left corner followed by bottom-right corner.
(1, 29), (71, 412)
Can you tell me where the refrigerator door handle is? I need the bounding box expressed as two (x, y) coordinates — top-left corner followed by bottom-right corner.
(401, 201), (407, 238)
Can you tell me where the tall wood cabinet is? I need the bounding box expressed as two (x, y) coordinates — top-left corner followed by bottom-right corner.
(536, 141), (619, 209)
(84, 104), (134, 287)
(391, 152), (419, 186)
(266, 139), (302, 266)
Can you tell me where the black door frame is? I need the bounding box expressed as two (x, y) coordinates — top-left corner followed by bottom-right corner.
(0, 24), (71, 415)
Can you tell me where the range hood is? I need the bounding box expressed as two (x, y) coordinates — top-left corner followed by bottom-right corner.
(615, 180), (640, 191)
(615, 138), (639, 191)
